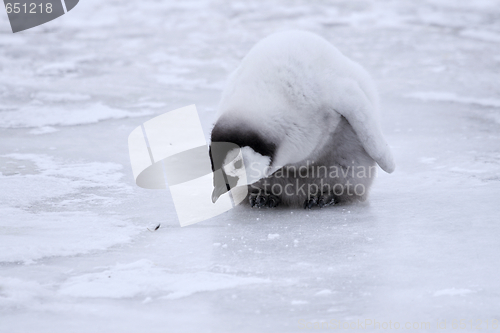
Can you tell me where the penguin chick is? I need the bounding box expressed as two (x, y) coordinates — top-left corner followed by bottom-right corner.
(209, 30), (395, 209)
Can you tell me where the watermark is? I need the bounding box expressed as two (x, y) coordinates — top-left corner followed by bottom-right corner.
(247, 163), (377, 199)
(249, 162), (377, 181)
(128, 105), (248, 227)
(3, 0), (79, 33)
(298, 318), (499, 330)
(251, 178), (368, 199)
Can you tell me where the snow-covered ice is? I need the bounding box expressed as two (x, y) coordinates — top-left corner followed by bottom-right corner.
(0, 0), (499, 332)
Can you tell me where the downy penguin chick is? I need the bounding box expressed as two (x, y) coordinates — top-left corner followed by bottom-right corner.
(209, 30), (395, 209)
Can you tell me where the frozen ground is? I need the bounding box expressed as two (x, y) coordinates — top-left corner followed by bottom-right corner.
(1, 0), (499, 332)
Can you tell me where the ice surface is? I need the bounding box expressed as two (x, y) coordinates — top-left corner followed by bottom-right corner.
(0, 0), (499, 332)
(0, 103), (154, 128)
(406, 91), (500, 108)
(58, 259), (269, 300)
(0, 154), (139, 263)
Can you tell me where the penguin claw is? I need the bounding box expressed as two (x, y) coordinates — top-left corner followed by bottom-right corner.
(249, 193), (280, 208)
(303, 196), (319, 209)
(267, 195), (280, 208)
(318, 194), (336, 208)
(249, 195), (257, 207)
(255, 195), (267, 208)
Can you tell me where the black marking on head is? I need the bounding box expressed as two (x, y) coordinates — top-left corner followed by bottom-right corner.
(210, 120), (277, 162)
(208, 117), (277, 199)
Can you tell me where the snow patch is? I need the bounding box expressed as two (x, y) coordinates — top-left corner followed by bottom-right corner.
(406, 92), (500, 108)
(0, 154), (138, 263)
(33, 92), (92, 103)
(291, 300), (309, 305)
(0, 277), (50, 309)
(459, 29), (500, 43)
(36, 62), (78, 77)
(433, 288), (475, 297)
(0, 103), (153, 128)
(315, 289), (333, 296)
(59, 260), (269, 299)
(28, 126), (59, 135)
(486, 112), (500, 125)
(0, 154), (130, 207)
(130, 101), (167, 108)
(419, 157), (437, 164)
(0, 207), (139, 263)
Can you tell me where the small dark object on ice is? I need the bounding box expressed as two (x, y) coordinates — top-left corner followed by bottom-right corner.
(148, 224), (161, 232)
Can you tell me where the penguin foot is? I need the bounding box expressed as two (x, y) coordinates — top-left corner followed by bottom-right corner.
(304, 195), (336, 209)
(318, 194), (336, 208)
(303, 196), (319, 209)
(249, 193), (281, 208)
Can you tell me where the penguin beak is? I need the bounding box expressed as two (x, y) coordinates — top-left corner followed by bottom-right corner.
(211, 167), (230, 203)
(211, 184), (227, 203)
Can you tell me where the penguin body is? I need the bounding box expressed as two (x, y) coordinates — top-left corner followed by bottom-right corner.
(210, 30), (394, 208)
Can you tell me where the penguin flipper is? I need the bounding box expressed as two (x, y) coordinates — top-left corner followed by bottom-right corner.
(331, 79), (395, 173)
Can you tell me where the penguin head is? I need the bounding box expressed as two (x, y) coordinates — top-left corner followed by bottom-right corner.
(209, 120), (276, 203)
